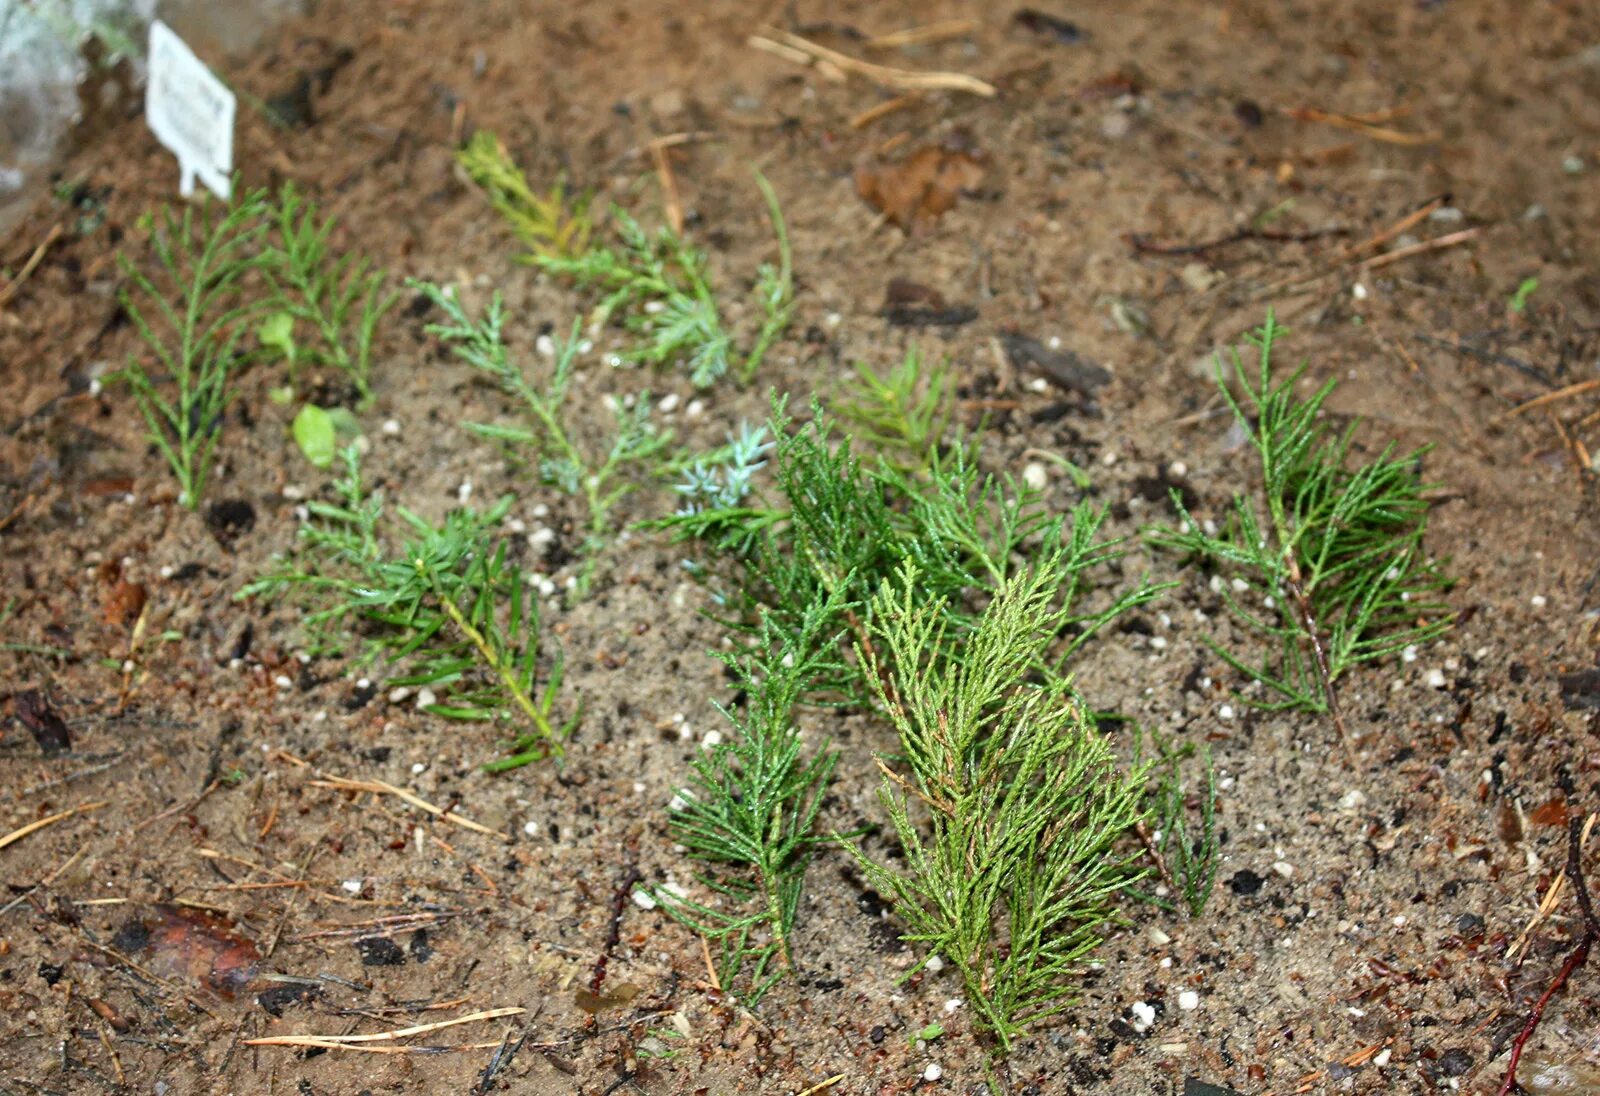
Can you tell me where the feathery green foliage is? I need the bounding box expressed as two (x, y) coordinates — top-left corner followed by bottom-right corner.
(115, 188), (271, 509)
(238, 447), (576, 770)
(1129, 727), (1218, 918)
(832, 348), (956, 472)
(652, 587), (849, 1003)
(1147, 314), (1453, 737)
(258, 183), (398, 408)
(657, 399), (1167, 706)
(848, 563), (1148, 1049)
(413, 281), (673, 594)
(536, 174), (794, 387)
(456, 131), (593, 261)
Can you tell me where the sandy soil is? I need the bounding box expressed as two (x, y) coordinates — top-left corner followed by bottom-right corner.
(3, 1), (1600, 1093)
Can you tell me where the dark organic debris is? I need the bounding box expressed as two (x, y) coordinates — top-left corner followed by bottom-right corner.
(355, 936), (407, 966)
(1012, 9), (1085, 44)
(136, 905), (261, 997)
(256, 980), (319, 1016)
(1234, 99), (1265, 127)
(1559, 669), (1600, 711)
(856, 142), (987, 232)
(206, 498), (257, 547)
(1001, 333), (1112, 398)
(1226, 868), (1264, 896)
(265, 74), (316, 128)
(574, 982), (640, 1015)
(13, 690), (71, 756)
(1184, 1078), (1245, 1096)
(882, 279), (978, 328)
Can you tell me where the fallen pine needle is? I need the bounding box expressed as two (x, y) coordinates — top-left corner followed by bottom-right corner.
(239, 1037), (507, 1054)
(1509, 813), (1596, 961)
(0, 223), (64, 309)
(796, 1075), (846, 1096)
(865, 18), (977, 49)
(0, 801), (109, 852)
(244, 1007), (525, 1048)
(1357, 227), (1480, 272)
(750, 29), (996, 97)
(309, 776), (505, 839)
(1499, 378), (1600, 420)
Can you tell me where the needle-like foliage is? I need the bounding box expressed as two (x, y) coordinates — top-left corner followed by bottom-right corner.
(656, 399), (1167, 706)
(115, 188), (270, 508)
(456, 131), (593, 261)
(239, 446), (576, 770)
(1147, 314), (1453, 740)
(414, 281), (674, 594)
(832, 348), (956, 472)
(535, 174), (794, 387)
(258, 183), (398, 408)
(1128, 727), (1219, 918)
(848, 562), (1148, 1050)
(652, 587), (849, 1003)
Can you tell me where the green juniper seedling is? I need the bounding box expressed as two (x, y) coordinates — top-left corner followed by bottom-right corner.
(1148, 314), (1453, 744)
(536, 174), (794, 388)
(656, 399), (1167, 707)
(239, 446), (576, 770)
(116, 187), (271, 509)
(457, 131), (593, 262)
(414, 281), (673, 594)
(651, 586), (849, 1003)
(1128, 727), (1219, 918)
(259, 182), (398, 408)
(849, 562), (1148, 1051)
(832, 347), (957, 473)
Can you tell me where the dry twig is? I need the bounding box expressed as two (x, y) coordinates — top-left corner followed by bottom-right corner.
(749, 29), (996, 97)
(309, 775), (505, 839)
(0, 800), (109, 852)
(244, 1007), (525, 1051)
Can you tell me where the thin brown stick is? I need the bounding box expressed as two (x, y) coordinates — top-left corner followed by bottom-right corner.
(1338, 195), (1449, 260)
(1283, 106), (1437, 146)
(1132, 820), (1180, 899)
(1282, 558), (1356, 761)
(0, 800), (109, 851)
(1356, 227), (1481, 272)
(309, 776), (505, 839)
(650, 141), (685, 237)
(0, 223), (64, 309)
(865, 19), (978, 49)
(1499, 378), (1600, 419)
(244, 1007), (524, 1047)
(750, 29), (996, 97)
(848, 93), (922, 129)
(134, 779), (220, 832)
(1127, 224), (1347, 257)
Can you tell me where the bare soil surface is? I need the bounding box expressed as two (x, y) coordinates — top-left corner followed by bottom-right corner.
(3, 2), (1600, 1093)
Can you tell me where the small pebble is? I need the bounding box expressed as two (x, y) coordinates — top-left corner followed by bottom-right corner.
(1027, 377), (1050, 393)
(1373, 1049), (1392, 1067)
(1339, 789), (1367, 809)
(381, 419), (401, 436)
(1530, 594), (1547, 608)
(523, 820), (539, 836)
(686, 399), (706, 418)
(1130, 1001), (1156, 1033)
(282, 484), (306, 501)
(658, 392), (680, 413)
(1177, 990), (1199, 1011)
(535, 334), (556, 359)
(1168, 460), (1187, 478)
(1426, 668), (1447, 689)
(631, 890), (658, 911)
(1022, 462), (1049, 491)
(457, 481), (473, 503)
(701, 730), (723, 750)
(925, 954), (944, 973)
(1218, 704), (1236, 720)
(274, 675), (293, 690)
(389, 686), (413, 703)
(923, 1064), (943, 1083)
(1100, 449), (1119, 467)
(1148, 927), (1171, 946)
(341, 879), (363, 894)
(1272, 861), (1295, 879)
(416, 687), (437, 709)
(1402, 644), (1418, 663)
(943, 998), (962, 1014)
(411, 762), (426, 775)
(1352, 282), (1369, 301)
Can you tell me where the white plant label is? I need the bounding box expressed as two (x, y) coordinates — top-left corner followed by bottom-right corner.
(145, 21), (235, 200)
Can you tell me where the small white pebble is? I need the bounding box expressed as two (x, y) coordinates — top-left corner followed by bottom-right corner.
(923, 1064), (943, 1083)
(457, 481), (473, 503)
(577, 339), (593, 354)
(1168, 460), (1188, 478)
(1159, 955), (1172, 968)
(341, 879), (363, 894)
(1272, 861), (1295, 879)
(1217, 776), (1235, 791)
(1218, 704), (1236, 720)
(1339, 789), (1367, 810)
(1150, 636), (1168, 651)
(667, 792), (692, 812)
(1178, 990), (1200, 1011)
(1402, 644), (1418, 663)
(632, 781), (646, 794)
(1230, 577), (1249, 593)
(88, 377), (104, 398)
(1352, 282), (1369, 301)
(1347, 1007), (1366, 1018)
(1531, 594), (1548, 608)
(508, 518), (526, 534)
(274, 674), (293, 690)
(925, 954), (945, 973)
(282, 484), (305, 501)
(528, 527), (556, 553)
(943, 998), (963, 1014)
(658, 393), (680, 414)
(1426, 668), (1447, 689)
(701, 730), (724, 750)
(411, 762), (426, 775)
(1148, 927), (1171, 946)
(1130, 1001), (1157, 1033)
(381, 418), (401, 436)
(1374, 1049), (1392, 1067)
(523, 820), (539, 836)
(1022, 462), (1049, 491)
(824, 312), (842, 328)
(531, 503), (550, 518)
(535, 334), (556, 359)
(1100, 449), (1119, 467)
(389, 686), (413, 704)
(416, 687), (437, 709)
(631, 890), (658, 911)
(1047, 335), (1062, 350)
(677, 723), (694, 742)
(1027, 377), (1050, 393)
(686, 399), (706, 418)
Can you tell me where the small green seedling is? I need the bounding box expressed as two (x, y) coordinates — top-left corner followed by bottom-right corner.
(1147, 313), (1453, 744)
(414, 281), (673, 594)
(457, 130), (593, 261)
(651, 587), (848, 1003)
(260, 183), (397, 407)
(116, 188), (271, 509)
(1129, 727), (1219, 918)
(909, 1022), (945, 1048)
(536, 174), (793, 387)
(848, 562), (1148, 1051)
(290, 404), (360, 469)
(240, 446), (576, 770)
(833, 348), (957, 472)
(1510, 276), (1539, 314)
